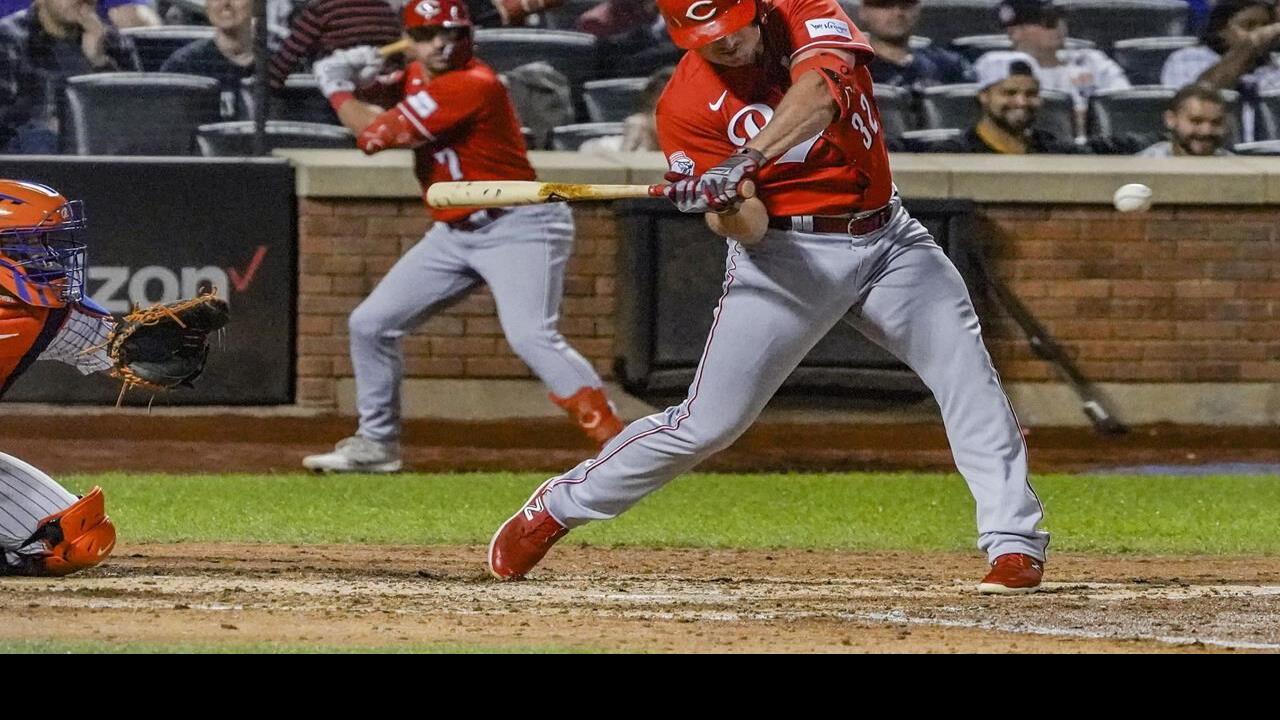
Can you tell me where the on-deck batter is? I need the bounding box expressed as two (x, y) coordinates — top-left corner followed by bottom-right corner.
(488, 0), (1050, 593)
(303, 0), (625, 473)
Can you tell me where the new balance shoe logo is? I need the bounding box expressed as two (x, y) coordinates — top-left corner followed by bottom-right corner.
(522, 496), (546, 521)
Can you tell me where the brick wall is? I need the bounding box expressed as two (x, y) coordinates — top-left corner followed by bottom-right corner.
(296, 199), (619, 407)
(296, 199), (1280, 408)
(981, 206), (1280, 383)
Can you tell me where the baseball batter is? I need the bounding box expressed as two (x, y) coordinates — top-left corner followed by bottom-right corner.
(489, 0), (1050, 593)
(1, 179), (117, 577)
(303, 0), (625, 473)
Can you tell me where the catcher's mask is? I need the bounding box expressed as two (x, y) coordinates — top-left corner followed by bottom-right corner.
(0, 180), (87, 309)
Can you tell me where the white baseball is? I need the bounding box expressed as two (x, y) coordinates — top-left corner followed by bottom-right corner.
(1113, 183), (1153, 213)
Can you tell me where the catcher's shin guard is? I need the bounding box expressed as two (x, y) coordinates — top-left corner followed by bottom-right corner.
(23, 487), (117, 576)
(551, 386), (625, 446)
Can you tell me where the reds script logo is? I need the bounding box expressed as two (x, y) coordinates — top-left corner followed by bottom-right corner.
(728, 102), (823, 164)
(728, 103), (773, 147)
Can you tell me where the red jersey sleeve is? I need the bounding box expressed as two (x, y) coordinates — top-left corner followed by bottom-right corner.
(394, 70), (494, 142)
(773, 0), (873, 63)
(655, 91), (725, 179)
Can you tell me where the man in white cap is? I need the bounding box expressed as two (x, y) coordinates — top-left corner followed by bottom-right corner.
(926, 51), (1153, 153)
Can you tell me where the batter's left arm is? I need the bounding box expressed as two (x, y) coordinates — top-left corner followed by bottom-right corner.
(742, 47), (860, 160)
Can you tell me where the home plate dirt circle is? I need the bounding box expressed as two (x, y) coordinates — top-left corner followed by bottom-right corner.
(2, 544), (1276, 652)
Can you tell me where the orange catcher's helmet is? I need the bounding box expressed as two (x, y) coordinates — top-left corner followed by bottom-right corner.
(657, 0), (759, 50)
(404, 0), (474, 66)
(0, 180), (86, 308)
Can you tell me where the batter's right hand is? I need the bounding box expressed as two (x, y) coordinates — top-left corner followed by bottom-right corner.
(663, 172), (712, 214)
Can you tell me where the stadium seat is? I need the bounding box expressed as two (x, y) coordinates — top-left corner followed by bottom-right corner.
(551, 122), (625, 150)
(474, 29), (599, 116)
(1111, 36), (1198, 85)
(120, 25), (215, 72)
(195, 121), (355, 156)
(1088, 85), (1242, 143)
(583, 77), (650, 122)
(474, 29), (598, 85)
(872, 84), (912, 139)
(921, 84), (982, 131)
(921, 84), (1075, 139)
(1058, 0), (1188, 51)
(949, 34), (1096, 62)
(899, 127), (964, 151)
(1254, 90), (1280, 141)
(240, 75), (339, 125)
(60, 73), (220, 155)
(914, 0), (1003, 46)
(1231, 139), (1280, 155)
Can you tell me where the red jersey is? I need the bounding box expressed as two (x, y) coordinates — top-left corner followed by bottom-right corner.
(362, 59), (536, 223)
(655, 0), (894, 216)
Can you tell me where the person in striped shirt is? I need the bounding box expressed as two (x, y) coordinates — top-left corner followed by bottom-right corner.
(267, 0), (402, 89)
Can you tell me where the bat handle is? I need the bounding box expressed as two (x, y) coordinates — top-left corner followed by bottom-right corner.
(648, 179), (757, 200)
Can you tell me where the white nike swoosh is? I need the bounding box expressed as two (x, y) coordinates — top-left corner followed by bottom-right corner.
(0, 333), (19, 340)
(709, 90), (728, 111)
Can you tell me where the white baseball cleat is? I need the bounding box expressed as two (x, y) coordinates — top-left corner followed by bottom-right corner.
(303, 435), (403, 473)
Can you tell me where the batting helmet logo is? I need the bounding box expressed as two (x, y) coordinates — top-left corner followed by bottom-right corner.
(685, 0), (718, 20)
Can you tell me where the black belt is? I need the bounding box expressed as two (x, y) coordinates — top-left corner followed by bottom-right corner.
(448, 208), (508, 231)
(767, 203), (894, 236)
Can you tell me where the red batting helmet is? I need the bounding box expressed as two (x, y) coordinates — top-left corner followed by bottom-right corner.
(657, 0), (759, 50)
(0, 179), (86, 308)
(403, 0), (474, 66)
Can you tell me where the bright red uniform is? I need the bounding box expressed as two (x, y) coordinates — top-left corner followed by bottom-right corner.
(357, 60), (536, 224)
(656, 0), (893, 216)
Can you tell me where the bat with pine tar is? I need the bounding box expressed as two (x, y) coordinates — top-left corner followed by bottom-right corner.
(426, 180), (768, 245)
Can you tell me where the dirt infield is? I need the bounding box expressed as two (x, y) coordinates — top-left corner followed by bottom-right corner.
(7, 414), (1280, 474)
(2, 543), (1276, 653)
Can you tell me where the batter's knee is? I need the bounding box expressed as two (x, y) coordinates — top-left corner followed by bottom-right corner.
(348, 302), (396, 343)
(504, 327), (565, 362)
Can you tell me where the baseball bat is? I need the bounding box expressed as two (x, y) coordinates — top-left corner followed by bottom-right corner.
(427, 180), (768, 244)
(427, 181), (666, 208)
(379, 38), (412, 57)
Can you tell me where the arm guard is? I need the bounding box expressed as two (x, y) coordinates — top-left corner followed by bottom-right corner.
(790, 51), (859, 122)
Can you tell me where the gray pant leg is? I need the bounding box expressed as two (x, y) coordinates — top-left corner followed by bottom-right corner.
(0, 452), (75, 562)
(467, 206), (602, 397)
(845, 212), (1049, 561)
(350, 224), (477, 443)
(546, 238), (858, 526)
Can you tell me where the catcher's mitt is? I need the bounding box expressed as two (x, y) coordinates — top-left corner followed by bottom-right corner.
(107, 293), (230, 393)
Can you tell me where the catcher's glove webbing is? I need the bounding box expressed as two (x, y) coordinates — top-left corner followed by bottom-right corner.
(106, 293), (230, 396)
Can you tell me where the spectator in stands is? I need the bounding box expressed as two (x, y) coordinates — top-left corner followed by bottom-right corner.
(920, 51), (1153, 153)
(577, 0), (656, 37)
(268, 0), (400, 89)
(159, 0), (253, 119)
(0, 0), (140, 153)
(859, 0), (973, 90)
(1138, 83), (1235, 155)
(578, 64), (672, 152)
(991, 0), (1129, 135)
(0, 0), (159, 27)
(584, 0), (677, 77)
(1161, 0), (1280, 141)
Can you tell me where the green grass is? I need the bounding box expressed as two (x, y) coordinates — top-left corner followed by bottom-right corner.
(0, 640), (592, 654)
(62, 472), (1280, 555)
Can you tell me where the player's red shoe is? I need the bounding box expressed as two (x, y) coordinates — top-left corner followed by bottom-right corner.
(551, 386), (625, 447)
(488, 480), (569, 580)
(977, 553), (1044, 594)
